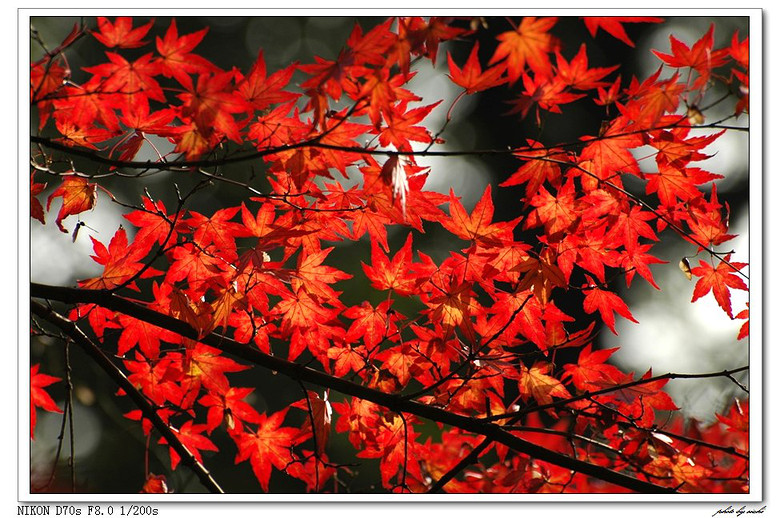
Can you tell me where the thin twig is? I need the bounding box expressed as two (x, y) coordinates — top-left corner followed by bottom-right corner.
(30, 282), (676, 494)
(30, 300), (225, 494)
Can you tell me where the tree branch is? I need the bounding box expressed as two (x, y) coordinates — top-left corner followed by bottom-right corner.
(30, 299), (225, 494)
(30, 282), (676, 494)
(481, 366), (749, 423)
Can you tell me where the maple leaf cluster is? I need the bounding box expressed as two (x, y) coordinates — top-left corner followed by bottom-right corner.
(30, 16), (749, 494)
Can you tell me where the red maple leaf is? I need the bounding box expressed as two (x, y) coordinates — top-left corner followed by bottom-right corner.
(555, 44), (619, 90)
(51, 79), (122, 133)
(595, 74), (622, 107)
(117, 313), (178, 359)
(361, 232), (419, 296)
(563, 344), (627, 391)
(358, 413), (423, 488)
(603, 205), (659, 253)
(716, 398), (749, 433)
(79, 227), (161, 290)
(199, 386), (263, 433)
(524, 179), (580, 237)
(178, 70), (249, 144)
(583, 17), (664, 47)
(512, 250), (567, 305)
(292, 247), (352, 301)
(123, 197), (178, 257)
(440, 185), (519, 247)
(140, 474), (170, 493)
(614, 370), (679, 427)
(163, 420), (218, 470)
(652, 24), (729, 88)
(623, 68), (686, 128)
(327, 344), (367, 378)
(290, 390), (332, 455)
(353, 67), (422, 129)
(275, 286), (336, 339)
(396, 17), (470, 70)
(507, 72), (585, 121)
(185, 206), (251, 258)
(117, 100), (177, 137)
(165, 243), (226, 295)
(234, 409), (299, 491)
(344, 300), (394, 349)
(124, 352), (184, 408)
(375, 344), (422, 387)
(31, 364), (62, 439)
(480, 288), (546, 349)
(31, 173), (46, 224)
(645, 163), (722, 207)
(345, 18), (397, 68)
(501, 141), (567, 198)
(578, 116), (643, 190)
(735, 303), (749, 340)
(92, 17), (154, 49)
(582, 278), (639, 335)
(649, 126), (724, 169)
(377, 100), (441, 152)
(155, 19), (217, 90)
(619, 243), (666, 290)
(447, 42), (508, 94)
(684, 184), (735, 249)
(690, 254), (748, 318)
(31, 57), (67, 103)
(83, 52), (164, 104)
(236, 50), (299, 111)
(53, 120), (118, 149)
(183, 342), (249, 394)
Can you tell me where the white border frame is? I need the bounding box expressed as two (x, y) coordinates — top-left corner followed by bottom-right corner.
(15, 7), (766, 513)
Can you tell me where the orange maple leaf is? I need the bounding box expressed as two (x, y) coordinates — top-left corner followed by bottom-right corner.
(517, 362), (572, 407)
(344, 300), (394, 349)
(292, 247), (353, 301)
(490, 17), (559, 83)
(140, 474), (169, 494)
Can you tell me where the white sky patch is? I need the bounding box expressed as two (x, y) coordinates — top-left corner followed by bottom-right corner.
(603, 207), (749, 421)
(31, 195), (131, 286)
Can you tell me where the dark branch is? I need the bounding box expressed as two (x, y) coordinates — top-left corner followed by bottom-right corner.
(30, 300), (225, 494)
(31, 282), (676, 494)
